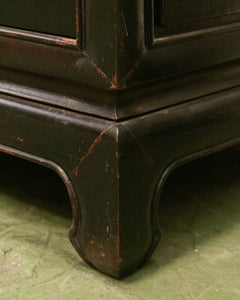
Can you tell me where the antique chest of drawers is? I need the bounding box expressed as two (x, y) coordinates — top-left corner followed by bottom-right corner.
(1, 1), (240, 278)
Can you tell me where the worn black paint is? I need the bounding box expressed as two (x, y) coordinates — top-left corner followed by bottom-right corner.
(0, 0), (240, 278)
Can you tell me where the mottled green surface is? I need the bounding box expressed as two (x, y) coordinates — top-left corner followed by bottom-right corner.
(0, 146), (240, 299)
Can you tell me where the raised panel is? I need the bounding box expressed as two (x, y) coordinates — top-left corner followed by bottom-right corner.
(0, 0), (76, 38)
(154, 0), (240, 37)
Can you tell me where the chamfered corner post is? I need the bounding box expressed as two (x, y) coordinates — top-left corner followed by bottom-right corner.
(65, 122), (162, 278)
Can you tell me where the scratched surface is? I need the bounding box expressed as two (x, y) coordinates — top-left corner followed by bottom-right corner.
(0, 146), (240, 299)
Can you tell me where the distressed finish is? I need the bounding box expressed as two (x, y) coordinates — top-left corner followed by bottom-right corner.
(1, 1), (240, 278)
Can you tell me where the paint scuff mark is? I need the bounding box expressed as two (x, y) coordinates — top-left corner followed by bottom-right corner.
(117, 257), (122, 264)
(116, 171), (120, 181)
(67, 99), (78, 104)
(72, 124), (114, 176)
(17, 137), (24, 143)
(59, 37), (75, 43)
(111, 0), (118, 88)
(125, 57), (142, 80)
(106, 202), (112, 238)
(121, 12), (128, 37)
(105, 161), (110, 173)
(88, 57), (116, 88)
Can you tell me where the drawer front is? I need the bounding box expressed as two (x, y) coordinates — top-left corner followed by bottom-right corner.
(0, 0), (76, 37)
(154, 0), (240, 37)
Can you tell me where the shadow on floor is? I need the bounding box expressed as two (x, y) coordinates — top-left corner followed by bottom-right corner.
(0, 152), (72, 219)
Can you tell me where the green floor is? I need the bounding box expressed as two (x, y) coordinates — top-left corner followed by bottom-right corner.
(1, 146), (240, 299)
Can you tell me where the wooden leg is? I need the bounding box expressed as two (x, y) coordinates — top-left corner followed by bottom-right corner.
(65, 124), (160, 278)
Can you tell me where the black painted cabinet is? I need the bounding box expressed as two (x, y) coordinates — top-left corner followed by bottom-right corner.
(0, 1), (240, 278)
